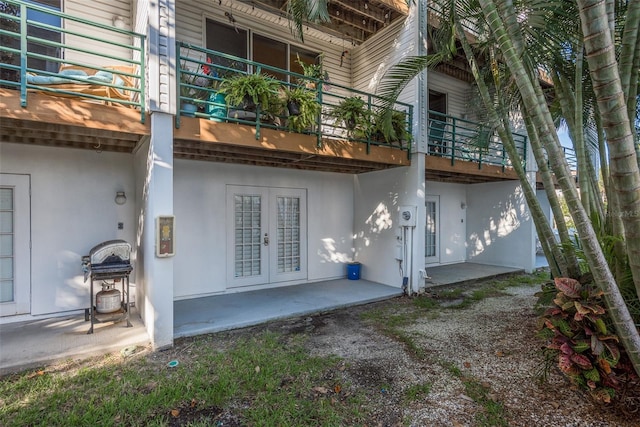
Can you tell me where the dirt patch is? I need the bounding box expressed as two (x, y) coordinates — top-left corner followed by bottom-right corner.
(233, 281), (639, 426)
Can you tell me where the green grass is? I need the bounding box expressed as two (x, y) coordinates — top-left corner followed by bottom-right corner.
(0, 332), (366, 427)
(403, 382), (432, 402)
(439, 361), (508, 427)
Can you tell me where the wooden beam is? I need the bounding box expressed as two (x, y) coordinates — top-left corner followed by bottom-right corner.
(426, 154), (519, 181)
(0, 89), (150, 135)
(373, 0), (409, 14)
(173, 117), (410, 166)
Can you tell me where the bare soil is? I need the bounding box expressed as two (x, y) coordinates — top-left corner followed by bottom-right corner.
(211, 279), (640, 426)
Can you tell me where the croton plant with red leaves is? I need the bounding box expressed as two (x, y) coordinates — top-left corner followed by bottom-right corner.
(539, 277), (638, 403)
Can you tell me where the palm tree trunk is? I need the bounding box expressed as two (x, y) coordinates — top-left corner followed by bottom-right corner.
(451, 13), (566, 278)
(576, 0), (640, 303)
(480, 0), (640, 375)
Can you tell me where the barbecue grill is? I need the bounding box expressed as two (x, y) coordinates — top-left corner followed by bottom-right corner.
(82, 240), (133, 334)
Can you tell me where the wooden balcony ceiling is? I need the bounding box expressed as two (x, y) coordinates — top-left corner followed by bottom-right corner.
(240, 0), (409, 43)
(0, 89), (149, 153)
(426, 154), (519, 184)
(174, 117), (410, 174)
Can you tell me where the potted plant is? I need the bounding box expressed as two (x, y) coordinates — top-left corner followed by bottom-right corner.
(179, 63), (211, 117)
(373, 109), (412, 146)
(202, 56), (239, 120)
(283, 86), (321, 132)
(296, 53), (329, 90)
(330, 96), (372, 138)
(218, 71), (281, 113)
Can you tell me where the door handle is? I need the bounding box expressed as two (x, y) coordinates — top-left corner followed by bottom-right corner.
(263, 233), (269, 246)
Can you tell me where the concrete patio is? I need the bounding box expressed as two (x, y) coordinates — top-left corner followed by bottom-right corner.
(1, 262), (531, 374)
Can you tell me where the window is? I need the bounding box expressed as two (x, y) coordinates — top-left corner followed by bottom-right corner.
(0, 0), (61, 81)
(205, 18), (320, 80)
(253, 34), (286, 80)
(206, 19), (248, 71)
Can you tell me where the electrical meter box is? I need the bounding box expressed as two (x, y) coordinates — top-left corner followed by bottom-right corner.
(398, 205), (417, 227)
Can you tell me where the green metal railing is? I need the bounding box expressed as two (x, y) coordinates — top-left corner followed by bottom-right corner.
(427, 110), (528, 170)
(0, 0), (146, 122)
(176, 41), (413, 159)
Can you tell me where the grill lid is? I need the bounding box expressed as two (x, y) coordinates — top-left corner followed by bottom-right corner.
(89, 240), (131, 265)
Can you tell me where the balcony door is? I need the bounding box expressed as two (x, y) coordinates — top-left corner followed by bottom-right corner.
(428, 90), (447, 155)
(226, 186), (307, 288)
(425, 196), (440, 265)
(0, 174), (31, 316)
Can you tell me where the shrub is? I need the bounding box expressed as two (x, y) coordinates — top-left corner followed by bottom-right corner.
(537, 277), (638, 403)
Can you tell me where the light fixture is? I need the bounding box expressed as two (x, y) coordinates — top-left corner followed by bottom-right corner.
(461, 202), (467, 210)
(115, 191), (127, 205)
(112, 15), (126, 29)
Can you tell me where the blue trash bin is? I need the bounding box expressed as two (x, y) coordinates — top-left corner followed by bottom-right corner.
(347, 262), (361, 280)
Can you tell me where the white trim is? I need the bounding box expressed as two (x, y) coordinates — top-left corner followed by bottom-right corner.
(0, 174), (31, 317)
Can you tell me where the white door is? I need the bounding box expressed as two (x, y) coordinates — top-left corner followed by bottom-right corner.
(227, 186), (307, 288)
(425, 196), (439, 265)
(0, 174), (31, 316)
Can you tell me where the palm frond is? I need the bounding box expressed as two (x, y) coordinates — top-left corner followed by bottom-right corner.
(286, 0), (330, 42)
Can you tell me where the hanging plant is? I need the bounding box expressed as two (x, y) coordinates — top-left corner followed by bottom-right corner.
(283, 86), (321, 132)
(218, 72), (281, 112)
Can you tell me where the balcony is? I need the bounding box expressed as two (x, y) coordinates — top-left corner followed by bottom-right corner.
(174, 42), (412, 174)
(426, 111), (528, 183)
(0, 0), (148, 153)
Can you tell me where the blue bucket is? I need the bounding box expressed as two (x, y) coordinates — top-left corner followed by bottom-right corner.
(347, 262), (361, 280)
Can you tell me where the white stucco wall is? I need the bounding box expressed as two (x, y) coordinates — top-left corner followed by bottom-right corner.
(353, 162), (424, 289)
(173, 161), (355, 299)
(0, 143), (135, 316)
(466, 180), (534, 269)
(425, 181), (468, 265)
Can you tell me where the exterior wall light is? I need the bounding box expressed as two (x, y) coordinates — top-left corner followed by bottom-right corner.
(113, 16), (126, 29)
(115, 191), (127, 205)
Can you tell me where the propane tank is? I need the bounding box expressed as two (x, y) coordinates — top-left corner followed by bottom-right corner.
(96, 283), (121, 313)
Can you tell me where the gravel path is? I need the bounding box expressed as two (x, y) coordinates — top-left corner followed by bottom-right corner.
(274, 282), (637, 426)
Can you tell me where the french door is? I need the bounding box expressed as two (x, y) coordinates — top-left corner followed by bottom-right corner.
(425, 196), (440, 265)
(227, 186), (307, 288)
(0, 174), (31, 316)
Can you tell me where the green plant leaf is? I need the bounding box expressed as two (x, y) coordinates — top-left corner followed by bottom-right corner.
(554, 277), (581, 298)
(593, 318), (608, 335)
(582, 368), (600, 383)
(572, 340), (590, 353)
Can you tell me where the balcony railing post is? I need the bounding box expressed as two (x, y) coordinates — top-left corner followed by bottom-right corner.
(175, 41), (182, 129)
(366, 94), (372, 155)
(407, 106), (413, 160)
(316, 80), (323, 148)
(450, 116), (456, 166)
(139, 36), (146, 123)
(255, 104), (261, 140)
(20, 3), (27, 107)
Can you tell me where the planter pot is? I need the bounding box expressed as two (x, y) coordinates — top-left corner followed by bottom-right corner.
(241, 94), (256, 112)
(182, 103), (198, 117)
(287, 100), (301, 116)
(207, 92), (227, 122)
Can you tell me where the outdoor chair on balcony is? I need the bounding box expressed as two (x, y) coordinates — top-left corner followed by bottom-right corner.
(428, 119), (447, 156)
(26, 64), (136, 106)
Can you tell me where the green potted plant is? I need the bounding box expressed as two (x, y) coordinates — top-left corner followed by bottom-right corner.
(330, 96), (372, 138)
(218, 72), (281, 113)
(373, 109), (412, 146)
(296, 53), (329, 90)
(283, 86), (321, 132)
